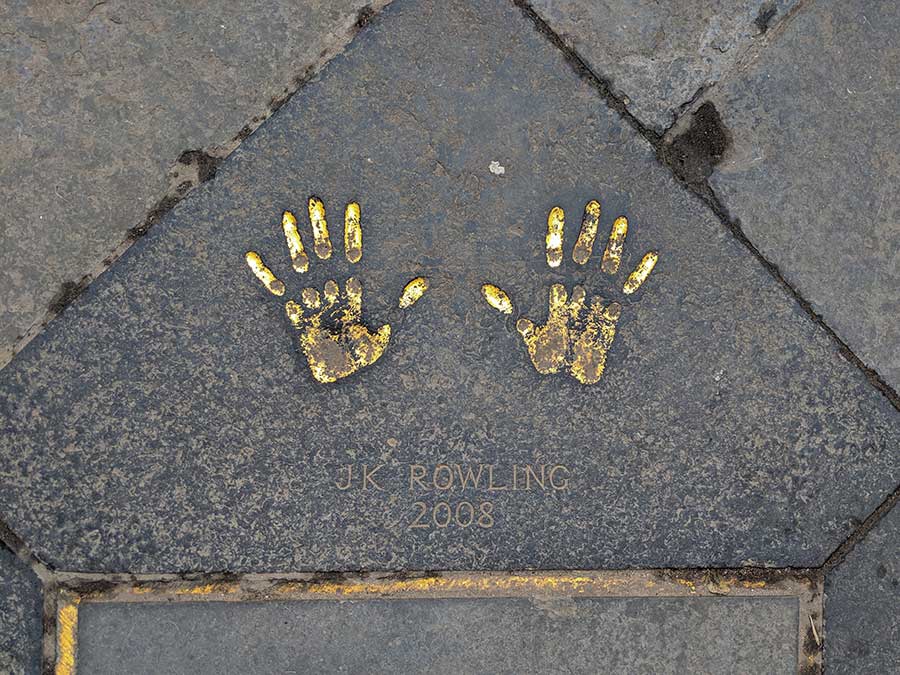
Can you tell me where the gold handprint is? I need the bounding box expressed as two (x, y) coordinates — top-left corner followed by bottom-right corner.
(246, 197), (428, 383)
(482, 200), (658, 384)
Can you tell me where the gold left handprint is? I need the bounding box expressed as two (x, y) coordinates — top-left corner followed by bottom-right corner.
(246, 196), (428, 383)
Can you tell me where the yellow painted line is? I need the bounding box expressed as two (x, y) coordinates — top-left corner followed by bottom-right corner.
(56, 598), (79, 675)
(172, 582), (240, 596)
(275, 574), (619, 597)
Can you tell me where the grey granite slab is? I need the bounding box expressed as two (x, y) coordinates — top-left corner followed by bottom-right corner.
(0, 0), (897, 574)
(0, 0), (385, 369)
(528, 0), (799, 132)
(76, 596), (798, 674)
(708, 0), (900, 390)
(825, 503), (899, 674)
(0, 545), (42, 675)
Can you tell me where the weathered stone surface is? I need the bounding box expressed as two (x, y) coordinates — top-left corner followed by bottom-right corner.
(0, 0), (385, 369)
(709, 0), (900, 390)
(0, 545), (42, 675)
(77, 596), (798, 674)
(528, 0), (798, 132)
(825, 504), (899, 674)
(0, 0), (896, 574)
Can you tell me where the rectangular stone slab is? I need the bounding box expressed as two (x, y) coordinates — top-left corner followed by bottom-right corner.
(0, 0), (897, 574)
(825, 504), (899, 674)
(708, 0), (900, 390)
(0, 546), (43, 675)
(528, 0), (799, 132)
(76, 596), (798, 674)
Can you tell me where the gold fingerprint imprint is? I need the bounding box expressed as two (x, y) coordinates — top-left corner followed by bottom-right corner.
(482, 199), (658, 384)
(246, 196), (428, 383)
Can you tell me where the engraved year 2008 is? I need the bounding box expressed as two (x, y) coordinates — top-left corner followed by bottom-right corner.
(409, 500), (494, 530)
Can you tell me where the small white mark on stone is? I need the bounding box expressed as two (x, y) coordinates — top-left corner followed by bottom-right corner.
(489, 160), (505, 176)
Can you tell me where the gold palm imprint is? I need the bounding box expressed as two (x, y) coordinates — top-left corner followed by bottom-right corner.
(246, 197), (428, 383)
(482, 200), (658, 385)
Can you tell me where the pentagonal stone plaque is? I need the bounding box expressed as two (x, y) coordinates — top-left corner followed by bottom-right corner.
(0, 0), (896, 572)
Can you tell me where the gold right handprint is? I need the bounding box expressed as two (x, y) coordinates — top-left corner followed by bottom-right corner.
(482, 200), (658, 385)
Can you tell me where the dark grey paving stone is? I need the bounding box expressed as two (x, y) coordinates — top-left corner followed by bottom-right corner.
(77, 596), (798, 674)
(528, 0), (798, 132)
(0, 545), (42, 675)
(0, 0), (897, 573)
(0, 0), (384, 368)
(709, 0), (900, 390)
(825, 503), (899, 674)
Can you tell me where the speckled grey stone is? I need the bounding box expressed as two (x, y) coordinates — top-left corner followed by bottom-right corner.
(0, 545), (42, 675)
(0, 0), (385, 368)
(708, 0), (900, 391)
(0, 0), (897, 574)
(528, 0), (798, 132)
(77, 596), (798, 674)
(825, 504), (899, 674)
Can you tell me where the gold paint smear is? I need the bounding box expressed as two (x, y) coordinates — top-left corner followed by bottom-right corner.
(281, 210), (309, 273)
(481, 284), (513, 314)
(285, 278), (392, 383)
(399, 277), (429, 309)
(545, 206), (565, 268)
(245, 251), (285, 296)
(622, 251), (658, 294)
(308, 196), (332, 259)
(302, 287), (321, 309)
(572, 200), (600, 265)
(569, 299), (621, 384)
(344, 202), (362, 263)
(517, 283), (571, 375)
(56, 600), (79, 675)
(601, 216), (628, 275)
(285, 300), (304, 327)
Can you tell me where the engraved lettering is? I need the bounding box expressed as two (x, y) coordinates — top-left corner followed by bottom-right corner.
(433, 464), (454, 490)
(409, 464), (427, 491)
(487, 464), (507, 491)
(548, 464), (570, 490)
(454, 463), (484, 489)
(408, 502), (429, 529)
(335, 464), (354, 490)
(362, 464), (384, 491)
(433, 501), (452, 528)
(525, 464), (546, 490)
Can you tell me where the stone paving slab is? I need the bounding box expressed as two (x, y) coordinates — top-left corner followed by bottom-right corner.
(528, 0), (799, 132)
(825, 504), (899, 674)
(708, 0), (900, 391)
(0, 545), (42, 675)
(76, 596), (798, 674)
(0, 0), (384, 369)
(0, 0), (897, 575)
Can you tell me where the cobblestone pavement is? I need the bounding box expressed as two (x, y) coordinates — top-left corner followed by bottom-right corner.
(0, 0), (896, 672)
